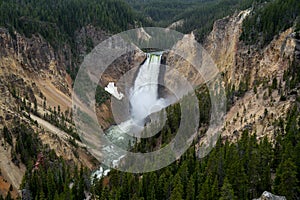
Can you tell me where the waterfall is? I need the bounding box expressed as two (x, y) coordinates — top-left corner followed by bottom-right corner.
(92, 52), (164, 179)
(130, 53), (162, 125)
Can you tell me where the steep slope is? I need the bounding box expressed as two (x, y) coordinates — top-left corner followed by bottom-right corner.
(166, 8), (299, 143)
(0, 27), (147, 198)
(0, 2), (149, 197)
(0, 27), (100, 195)
(204, 9), (299, 142)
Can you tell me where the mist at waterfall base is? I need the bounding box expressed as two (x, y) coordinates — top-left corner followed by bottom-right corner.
(92, 52), (172, 179)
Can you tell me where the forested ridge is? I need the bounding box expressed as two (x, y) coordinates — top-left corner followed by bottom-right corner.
(0, 0), (150, 80)
(240, 0), (300, 46)
(174, 0), (260, 41)
(127, 0), (300, 44)
(125, 0), (265, 42)
(0, 0), (145, 42)
(125, 0), (206, 24)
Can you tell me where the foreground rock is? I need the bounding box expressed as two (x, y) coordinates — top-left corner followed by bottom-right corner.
(253, 191), (286, 200)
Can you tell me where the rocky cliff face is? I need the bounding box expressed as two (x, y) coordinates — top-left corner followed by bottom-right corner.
(204, 9), (296, 88)
(204, 9), (251, 85)
(165, 32), (205, 87)
(206, 9), (298, 142)
(0, 27), (72, 109)
(0, 25), (146, 195)
(0, 27), (98, 194)
(75, 25), (109, 59)
(172, 9), (300, 143)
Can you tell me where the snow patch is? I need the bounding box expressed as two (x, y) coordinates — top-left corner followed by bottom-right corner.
(105, 82), (124, 100)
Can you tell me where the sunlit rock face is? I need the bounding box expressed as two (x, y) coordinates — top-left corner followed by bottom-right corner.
(200, 9), (299, 142)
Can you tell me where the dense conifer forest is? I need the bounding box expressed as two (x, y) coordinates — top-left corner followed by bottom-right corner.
(90, 60), (300, 199)
(240, 0), (300, 46)
(0, 0), (144, 42)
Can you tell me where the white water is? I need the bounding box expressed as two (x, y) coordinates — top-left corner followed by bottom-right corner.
(130, 53), (162, 125)
(92, 52), (165, 179)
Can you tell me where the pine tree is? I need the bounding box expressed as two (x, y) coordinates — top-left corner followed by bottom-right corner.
(170, 185), (183, 200)
(197, 177), (210, 200)
(186, 177), (195, 200)
(211, 176), (220, 199)
(34, 99), (38, 114)
(100, 187), (109, 200)
(274, 158), (299, 199)
(157, 174), (166, 200)
(54, 192), (60, 200)
(77, 167), (85, 200)
(5, 192), (12, 200)
(47, 170), (55, 200)
(38, 190), (46, 200)
(258, 137), (272, 193)
(219, 177), (236, 200)
(247, 134), (260, 198)
(170, 174), (183, 200)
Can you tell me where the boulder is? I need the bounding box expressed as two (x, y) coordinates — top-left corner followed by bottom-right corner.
(253, 191), (286, 200)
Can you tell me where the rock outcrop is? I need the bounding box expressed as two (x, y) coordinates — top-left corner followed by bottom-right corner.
(75, 25), (109, 58)
(253, 191), (286, 200)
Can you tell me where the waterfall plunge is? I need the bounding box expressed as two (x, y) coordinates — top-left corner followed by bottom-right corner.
(92, 52), (167, 179)
(107, 52), (166, 137)
(130, 53), (164, 126)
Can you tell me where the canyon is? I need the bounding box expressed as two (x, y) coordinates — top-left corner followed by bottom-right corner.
(0, 6), (299, 199)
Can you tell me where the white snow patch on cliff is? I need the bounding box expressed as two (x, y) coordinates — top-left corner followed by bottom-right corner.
(105, 82), (124, 100)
